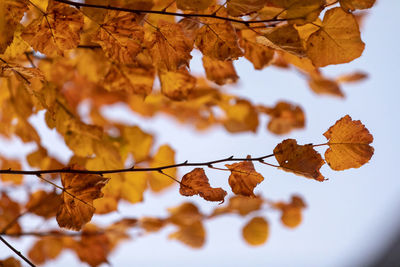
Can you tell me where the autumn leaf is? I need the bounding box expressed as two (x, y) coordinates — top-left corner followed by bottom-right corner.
(242, 216), (269, 246)
(179, 168), (227, 202)
(266, 0), (324, 22)
(0, 0), (28, 54)
(22, 1), (83, 56)
(195, 15), (243, 60)
(274, 195), (306, 228)
(307, 7), (365, 67)
(336, 71), (368, 83)
(28, 236), (66, 265)
(168, 202), (203, 226)
(0, 158), (23, 185)
(323, 115), (374, 170)
(140, 217), (168, 233)
(177, 0), (213, 11)
(148, 20), (193, 71)
(159, 68), (196, 100)
(212, 195), (263, 217)
(148, 144), (177, 192)
(222, 98), (259, 133)
(0, 257), (21, 267)
(308, 75), (344, 97)
(274, 139), (325, 181)
(0, 193), (21, 234)
(227, 0), (268, 17)
(26, 190), (62, 218)
(202, 56), (239, 85)
(92, 11), (145, 64)
(56, 166), (109, 230)
(259, 101), (305, 135)
(225, 159), (264, 196)
(169, 221), (206, 248)
(340, 0), (376, 12)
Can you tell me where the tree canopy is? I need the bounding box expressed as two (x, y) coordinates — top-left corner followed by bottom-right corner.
(0, 0), (375, 266)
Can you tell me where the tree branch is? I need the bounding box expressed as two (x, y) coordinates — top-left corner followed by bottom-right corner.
(53, 0), (294, 25)
(0, 235), (36, 267)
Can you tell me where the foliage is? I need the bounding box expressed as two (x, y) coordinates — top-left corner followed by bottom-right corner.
(0, 0), (375, 266)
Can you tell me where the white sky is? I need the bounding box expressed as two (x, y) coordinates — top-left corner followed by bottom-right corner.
(1, 1), (399, 266)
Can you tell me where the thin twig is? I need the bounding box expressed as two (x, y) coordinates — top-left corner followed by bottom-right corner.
(0, 235), (36, 267)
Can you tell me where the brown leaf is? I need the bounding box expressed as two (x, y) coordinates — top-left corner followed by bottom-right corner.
(227, 0), (268, 17)
(212, 195), (263, 217)
(323, 115), (374, 170)
(56, 166), (109, 231)
(242, 216), (269, 246)
(0, 257), (21, 267)
(93, 11), (144, 64)
(28, 236), (65, 264)
(202, 56), (238, 85)
(22, 1), (83, 56)
(239, 29), (274, 70)
(180, 168), (227, 202)
(159, 68), (196, 101)
(225, 160), (264, 197)
(177, 0), (213, 11)
(336, 71), (368, 83)
(308, 75), (344, 97)
(340, 0), (375, 12)
(26, 190), (62, 218)
(274, 195), (306, 228)
(168, 202), (203, 226)
(274, 139), (325, 181)
(169, 221), (206, 248)
(0, 193), (21, 234)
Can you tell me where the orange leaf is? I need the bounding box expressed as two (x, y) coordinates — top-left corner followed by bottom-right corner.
(0, 257), (21, 267)
(240, 29), (274, 70)
(212, 195), (263, 217)
(308, 75), (344, 97)
(202, 56), (239, 85)
(242, 216), (269, 246)
(323, 115), (374, 170)
(92, 11), (144, 64)
(149, 20), (193, 71)
(274, 139), (325, 181)
(307, 7), (365, 67)
(274, 195), (306, 228)
(340, 0), (375, 12)
(56, 166), (109, 231)
(159, 68), (196, 101)
(177, 0), (212, 11)
(168, 221), (205, 248)
(227, 0), (268, 17)
(222, 98), (259, 133)
(180, 168), (227, 202)
(22, 1), (83, 56)
(336, 71), (368, 83)
(26, 190), (62, 218)
(225, 160), (264, 197)
(0, 193), (21, 234)
(28, 236), (66, 265)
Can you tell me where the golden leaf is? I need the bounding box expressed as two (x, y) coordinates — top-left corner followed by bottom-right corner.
(240, 29), (274, 70)
(169, 221), (206, 248)
(159, 68), (196, 101)
(242, 216), (269, 246)
(56, 166), (109, 230)
(0, 257), (21, 267)
(148, 144), (177, 192)
(26, 190), (62, 218)
(120, 125), (153, 163)
(168, 202), (203, 226)
(0, 193), (21, 234)
(177, 0), (213, 11)
(195, 20), (243, 60)
(28, 237), (65, 265)
(0, 0), (27, 53)
(308, 75), (344, 97)
(227, 0), (268, 17)
(93, 11), (144, 64)
(274, 139), (325, 181)
(148, 20), (193, 71)
(22, 1), (84, 56)
(140, 217), (168, 232)
(202, 56), (238, 85)
(212, 195), (263, 217)
(274, 195), (306, 228)
(0, 158), (23, 185)
(307, 7), (365, 67)
(222, 99), (259, 133)
(340, 0), (375, 12)
(225, 160), (264, 197)
(180, 168), (227, 202)
(266, 0), (324, 22)
(336, 71), (368, 83)
(323, 115), (374, 170)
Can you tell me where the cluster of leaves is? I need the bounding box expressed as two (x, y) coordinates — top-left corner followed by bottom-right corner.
(0, 0), (375, 266)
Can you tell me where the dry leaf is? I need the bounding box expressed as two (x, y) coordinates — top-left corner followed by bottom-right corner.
(242, 216), (269, 246)
(225, 159), (264, 196)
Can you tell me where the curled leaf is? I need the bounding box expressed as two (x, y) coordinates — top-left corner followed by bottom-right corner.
(180, 168), (227, 202)
(274, 139), (325, 181)
(56, 166), (109, 231)
(225, 159), (264, 197)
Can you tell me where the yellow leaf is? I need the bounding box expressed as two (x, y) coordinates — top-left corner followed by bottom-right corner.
(56, 166), (109, 230)
(148, 20), (193, 71)
(120, 125), (153, 163)
(0, 0), (27, 53)
(340, 0), (375, 12)
(22, 1), (83, 56)
(242, 216), (269, 246)
(227, 0), (268, 17)
(323, 115), (374, 170)
(266, 0), (324, 22)
(159, 68), (196, 101)
(307, 7), (365, 67)
(3, 25), (30, 59)
(180, 168), (227, 202)
(177, 0), (212, 11)
(222, 99), (259, 133)
(148, 144), (177, 192)
(202, 56), (238, 85)
(92, 10), (144, 64)
(274, 139), (325, 181)
(120, 172), (147, 203)
(225, 159), (264, 197)
(0, 158), (23, 185)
